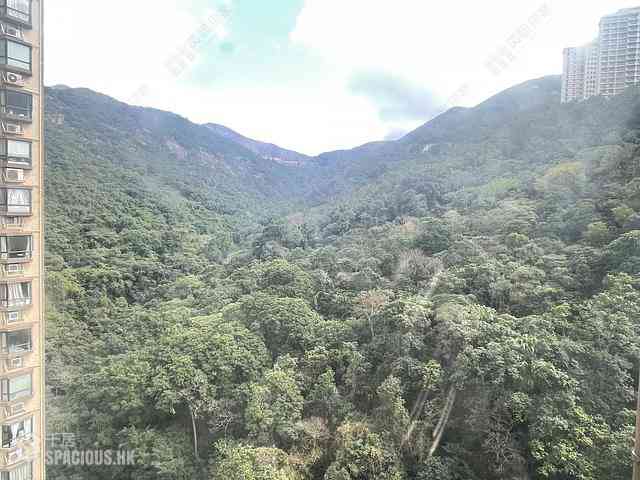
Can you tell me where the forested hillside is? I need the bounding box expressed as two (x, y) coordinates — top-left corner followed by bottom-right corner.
(45, 77), (640, 480)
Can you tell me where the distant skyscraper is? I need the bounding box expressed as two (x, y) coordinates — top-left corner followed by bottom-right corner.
(583, 42), (600, 99)
(598, 7), (640, 97)
(561, 7), (640, 102)
(561, 42), (598, 103)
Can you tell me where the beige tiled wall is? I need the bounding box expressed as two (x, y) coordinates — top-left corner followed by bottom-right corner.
(0, 0), (45, 478)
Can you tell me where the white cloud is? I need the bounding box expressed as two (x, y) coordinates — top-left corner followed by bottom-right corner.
(149, 79), (389, 156)
(45, 0), (227, 102)
(291, 0), (513, 93)
(290, 0), (640, 106)
(45, 0), (640, 155)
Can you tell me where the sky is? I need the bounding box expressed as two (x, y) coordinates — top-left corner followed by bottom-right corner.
(46, 0), (640, 156)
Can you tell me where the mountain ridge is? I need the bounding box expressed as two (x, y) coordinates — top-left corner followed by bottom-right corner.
(48, 75), (564, 174)
(205, 123), (313, 166)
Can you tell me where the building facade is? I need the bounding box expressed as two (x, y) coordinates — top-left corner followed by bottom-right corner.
(0, 1), (44, 479)
(561, 43), (599, 103)
(598, 7), (640, 97)
(561, 46), (584, 103)
(562, 7), (640, 102)
(583, 42), (600, 99)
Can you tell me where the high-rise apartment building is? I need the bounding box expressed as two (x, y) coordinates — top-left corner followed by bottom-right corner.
(561, 42), (599, 103)
(598, 7), (640, 97)
(561, 46), (584, 103)
(562, 7), (640, 102)
(583, 42), (600, 99)
(0, 1), (44, 479)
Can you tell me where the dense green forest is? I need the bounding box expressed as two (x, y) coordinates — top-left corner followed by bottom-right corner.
(44, 77), (640, 479)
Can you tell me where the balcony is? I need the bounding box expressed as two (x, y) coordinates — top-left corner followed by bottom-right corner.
(0, 1), (31, 29)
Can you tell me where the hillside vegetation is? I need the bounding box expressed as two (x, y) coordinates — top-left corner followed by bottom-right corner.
(45, 77), (640, 480)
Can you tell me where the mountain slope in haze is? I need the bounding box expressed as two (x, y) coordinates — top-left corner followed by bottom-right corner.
(204, 75), (573, 205)
(201, 76), (563, 195)
(307, 78), (566, 201)
(206, 123), (313, 166)
(304, 75), (634, 203)
(401, 74), (563, 146)
(46, 87), (312, 216)
(52, 75), (569, 213)
(304, 76), (640, 239)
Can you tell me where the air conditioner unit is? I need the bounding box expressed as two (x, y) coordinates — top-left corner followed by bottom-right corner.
(9, 357), (23, 369)
(4, 264), (23, 275)
(1, 217), (24, 228)
(3, 123), (23, 135)
(3, 72), (24, 87)
(1, 24), (23, 40)
(5, 168), (23, 182)
(10, 403), (24, 416)
(5, 108), (27, 119)
(7, 448), (23, 463)
(6, 311), (20, 323)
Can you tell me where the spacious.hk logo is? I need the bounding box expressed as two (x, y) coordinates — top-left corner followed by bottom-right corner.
(45, 433), (136, 466)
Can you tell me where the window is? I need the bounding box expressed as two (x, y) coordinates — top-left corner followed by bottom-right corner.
(0, 373), (31, 401)
(0, 461), (32, 480)
(5, 140), (30, 165)
(0, 282), (30, 308)
(0, 236), (31, 260)
(0, 90), (31, 120)
(1, 416), (32, 448)
(1, 330), (31, 354)
(0, 188), (31, 215)
(0, 0), (30, 24)
(0, 139), (31, 166)
(0, 40), (30, 72)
